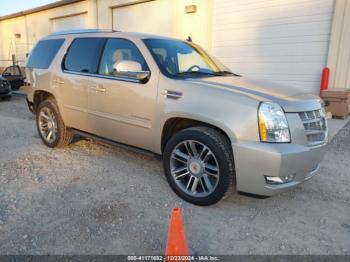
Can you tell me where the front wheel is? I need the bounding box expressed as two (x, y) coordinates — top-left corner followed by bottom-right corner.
(163, 126), (235, 206)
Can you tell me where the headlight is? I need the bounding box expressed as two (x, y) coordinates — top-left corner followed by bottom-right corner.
(258, 102), (290, 143)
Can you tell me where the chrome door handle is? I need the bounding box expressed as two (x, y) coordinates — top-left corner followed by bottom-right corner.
(162, 90), (183, 99)
(53, 79), (64, 84)
(90, 86), (106, 93)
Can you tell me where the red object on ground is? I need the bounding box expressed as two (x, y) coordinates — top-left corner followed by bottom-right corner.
(320, 67), (330, 96)
(165, 208), (190, 261)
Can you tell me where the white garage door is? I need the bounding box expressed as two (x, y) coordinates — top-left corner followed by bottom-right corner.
(212, 0), (335, 93)
(52, 13), (88, 32)
(112, 1), (173, 37)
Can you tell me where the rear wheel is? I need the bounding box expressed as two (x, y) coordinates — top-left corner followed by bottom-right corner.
(36, 99), (73, 148)
(163, 126), (235, 206)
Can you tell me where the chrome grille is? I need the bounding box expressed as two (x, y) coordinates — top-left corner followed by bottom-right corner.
(298, 109), (327, 146)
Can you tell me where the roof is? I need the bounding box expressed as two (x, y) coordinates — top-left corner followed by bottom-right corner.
(122, 32), (176, 40)
(47, 29), (179, 41)
(49, 29), (115, 36)
(0, 0), (85, 21)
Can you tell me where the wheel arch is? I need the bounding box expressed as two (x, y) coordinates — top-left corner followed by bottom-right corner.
(33, 90), (55, 113)
(160, 116), (236, 154)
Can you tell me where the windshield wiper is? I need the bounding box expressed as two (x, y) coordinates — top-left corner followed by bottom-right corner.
(174, 71), (217, 77)
(213, 71), (241, 77)
(174, 70), (241, 78)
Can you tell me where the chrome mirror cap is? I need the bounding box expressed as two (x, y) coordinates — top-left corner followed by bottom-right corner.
(114, 60), (150, 83)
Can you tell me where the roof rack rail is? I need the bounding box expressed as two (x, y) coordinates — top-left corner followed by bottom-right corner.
(49, 29), (118, 36)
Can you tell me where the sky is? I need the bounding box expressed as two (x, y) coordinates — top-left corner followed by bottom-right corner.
(0, 0), (57, 16)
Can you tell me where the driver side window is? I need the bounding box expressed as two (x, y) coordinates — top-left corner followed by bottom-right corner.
(98, 39), (148, 76)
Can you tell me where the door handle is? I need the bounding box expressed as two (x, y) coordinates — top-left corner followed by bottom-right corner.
(90, 85), (106, 93)
(53, 79), (64, 84)
(162, 90), (183, 99)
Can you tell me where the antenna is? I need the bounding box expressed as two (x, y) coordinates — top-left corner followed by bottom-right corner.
(187, 36), (192, 42)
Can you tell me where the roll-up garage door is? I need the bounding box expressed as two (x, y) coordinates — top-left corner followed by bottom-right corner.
(112, 0), (173, 37)
(212, 0), (335, 93)
(52, 13), (88, 32)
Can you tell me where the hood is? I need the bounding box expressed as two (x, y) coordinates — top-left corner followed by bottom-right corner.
(185, 76), (322, 112)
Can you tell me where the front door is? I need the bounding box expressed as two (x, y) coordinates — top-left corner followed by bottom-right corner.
(87, 38), (157, 151)
(2, 65), (24, 90)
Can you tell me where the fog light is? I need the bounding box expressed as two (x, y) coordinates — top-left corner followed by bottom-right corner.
(265, 174), (296, 185)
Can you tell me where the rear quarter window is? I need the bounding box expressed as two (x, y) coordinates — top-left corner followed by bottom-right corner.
(26, 39), (65, 69)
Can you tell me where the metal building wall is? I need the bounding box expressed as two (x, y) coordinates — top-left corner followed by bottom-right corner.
(327, 0), (350, 89)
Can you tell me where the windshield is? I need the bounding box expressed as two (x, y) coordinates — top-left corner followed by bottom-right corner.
(143, 38), (236, 78)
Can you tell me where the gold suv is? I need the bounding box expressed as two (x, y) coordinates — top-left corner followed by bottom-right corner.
(25, 30), (328, 205)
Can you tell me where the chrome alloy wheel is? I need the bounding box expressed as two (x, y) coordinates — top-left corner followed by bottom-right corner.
(38, 107), (58, 144)
(170, 140), (220, 197)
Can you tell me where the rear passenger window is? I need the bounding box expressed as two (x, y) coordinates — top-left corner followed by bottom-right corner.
(26, 39), (64, 69)
(63, 38), (105, 74)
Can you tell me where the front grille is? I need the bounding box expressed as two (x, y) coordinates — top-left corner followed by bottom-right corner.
(298, 109), (327, 146)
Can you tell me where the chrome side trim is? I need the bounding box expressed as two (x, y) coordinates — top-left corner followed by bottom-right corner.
(62, 70), (147, 84)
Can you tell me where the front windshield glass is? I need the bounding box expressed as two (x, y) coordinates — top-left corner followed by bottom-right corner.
(143, 38), (236, 78)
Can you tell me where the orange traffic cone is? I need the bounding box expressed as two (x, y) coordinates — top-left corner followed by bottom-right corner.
(165, 208), (190, 261)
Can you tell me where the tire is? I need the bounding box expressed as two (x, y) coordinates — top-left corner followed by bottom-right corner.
(1, 95), (11, 101)
(36, 98), (74, 148)
(163, 126), (235, 206)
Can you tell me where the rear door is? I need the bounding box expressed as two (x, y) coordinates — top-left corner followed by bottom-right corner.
(60, 37), (106, 131)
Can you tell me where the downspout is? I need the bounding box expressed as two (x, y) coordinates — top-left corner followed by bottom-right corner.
(24, 15), (30, 56)
(111, 6), (114, 30)
(95, 0), (99, 29)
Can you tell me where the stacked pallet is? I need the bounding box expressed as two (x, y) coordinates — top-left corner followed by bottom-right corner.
(322, 89), (350, 118)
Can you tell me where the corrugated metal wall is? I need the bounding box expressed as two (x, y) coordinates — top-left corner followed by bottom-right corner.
(212, 0), (335, 93)
(327, 0), (350, 89)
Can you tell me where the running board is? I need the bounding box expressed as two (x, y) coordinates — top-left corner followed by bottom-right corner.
(72, 129), (160, 159)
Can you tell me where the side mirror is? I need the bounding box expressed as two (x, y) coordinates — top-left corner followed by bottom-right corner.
(114, 60), (150, 83)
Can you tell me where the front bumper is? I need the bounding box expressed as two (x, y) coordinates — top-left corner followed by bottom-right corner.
(233, 141), (326, 196)
(0, 89), (12, 97)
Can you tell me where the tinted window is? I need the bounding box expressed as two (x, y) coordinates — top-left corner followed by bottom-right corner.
(64, 38), (105, 74)
(98, 39), (148, 76)
(26, 39), (64, 69)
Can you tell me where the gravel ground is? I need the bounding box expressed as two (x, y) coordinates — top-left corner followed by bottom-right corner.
(0, 95), (349, 255)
